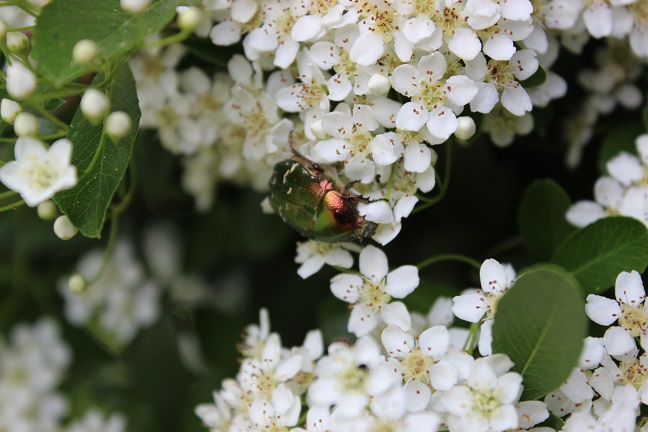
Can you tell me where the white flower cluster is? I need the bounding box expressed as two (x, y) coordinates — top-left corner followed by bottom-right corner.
(195, 305), (540, 432)
(540, 270), (648, 430)
(58, 240), (161, 346)
(0, 319), (70, 432)
(567, 133), (648, 228)
(0, 319), (129, 432)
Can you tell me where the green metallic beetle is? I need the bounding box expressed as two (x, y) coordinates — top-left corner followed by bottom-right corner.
(268, 138), (377, 242)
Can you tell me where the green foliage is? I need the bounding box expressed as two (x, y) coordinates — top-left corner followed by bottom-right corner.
(551, 216), (648, 294)
(54, 65), (141, 238)
(598, 122), (643, 174)
(518, 179), (576, 261)
(492, 264), (587, 400)
(519, 65), (547, 88)
(32, 0), (193, 85)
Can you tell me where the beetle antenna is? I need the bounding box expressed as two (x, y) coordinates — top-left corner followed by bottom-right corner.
(288, 131), (325, 173)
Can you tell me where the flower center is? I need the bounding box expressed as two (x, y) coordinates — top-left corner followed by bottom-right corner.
(340, 364), (369, 392)
(619, 304), (648, 337)
(486, 60), (517, 91)
(619, 356), (648, 390)
(472, 387), (503, 419)
(27, 161), (58, 190)
(629, 0), (648, 26)
(358, 279), (391, 310)
(436, 3), (466, 38)
(402, 346), (431, 382)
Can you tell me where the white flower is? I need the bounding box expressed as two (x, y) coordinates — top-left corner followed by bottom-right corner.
(0, 137), (77, 207)
(72, 39), (98, 65)
(307, 335), (398, 419)
(330, 245), (419, 336)
(1, 98), (22, 124)
(53, 215), (78, 240)
(105, 111), (132, 140)
(382, 325), (458, 411)
(442, 354), (523, 432)
(585, 270), (648, 356)
(13, 112), (39, 136)
(120, 0), (151, 14)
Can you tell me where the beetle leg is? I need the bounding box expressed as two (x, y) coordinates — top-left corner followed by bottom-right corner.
(288, 131), (326, 174)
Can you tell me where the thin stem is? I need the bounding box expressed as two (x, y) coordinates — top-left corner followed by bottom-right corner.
(463, 322), (480, 355)
(85, 214), (119, 285)
(0, 199), (24, 212)
(142, 30), (192, 49)
(111, 161), (137, 216)
(26, 101), (70, 131)
(413, 141), (453, 214)
(417, 253), (481, 271)
(0, 190), (17, 200)
(30, 88), (86, 103)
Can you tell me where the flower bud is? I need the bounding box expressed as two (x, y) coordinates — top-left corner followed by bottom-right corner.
(120, 0), (151, 14)
(80, 89), (109, 124)
(368, 74), (390, 95)
(1, 99), (22, 124)
(68, 273), (86, 293)
(72, 39), (98, 65)
(6, 32), (28, 52)
(13, 112), (39, 136)
(310, 119), (326, 139)
(54, 215), (78, 240)
(6, 63), (37, 100)
(37, 200), (58, 220)
(177, 7), (201, 32)
(106, 111), (132, 141)
(454, 116), (477, 141)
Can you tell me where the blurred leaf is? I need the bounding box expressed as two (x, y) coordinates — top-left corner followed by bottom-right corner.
(54, 64), (141, 238)
(598, 122), (642, 174)
(518, 179), (575, 261)
(32, 0), (194, 85)
(519, 65), (547, 88)
(182, 37), (243, 67)
(551, 216), (648, 294)
(492, 264), (587, 400)
(402, 279), (458, 314)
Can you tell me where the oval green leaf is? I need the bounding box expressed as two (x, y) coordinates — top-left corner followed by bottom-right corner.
(551, 216), (648, 294)
(53, 64), (141, 238)
(492, 264), (587, 400)
(32, 0), (193, 85)
(518, 179), (576, 261)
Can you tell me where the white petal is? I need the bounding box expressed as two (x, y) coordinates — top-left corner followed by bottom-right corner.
(448, 27), (481, 60)
(594, 177), (624, 208)
(446, 75), (478, 107)
(308, 42), (339, 70)
(391, 64), (419, 96)
(452, 292), (488, 322)
(327, 73), (352, 101)
(615, 270), (645, 306)
(404, 141), (432, 173)
(370, 133), (398, 166)
(585, 294), (622, 326)
(322, 111), (354, 138)
(607, 152), (643, 186)
(501, 84), (532, 116)
(583, 3), (613, 38)
(231, 0), (257, 23)
(419, 325), (450, 358)
(578, 337), (605, 369)
(330, 273), (362, 303)
(477, 319), (493, 356)
(353, 104), (379, 132)
(402, 16), (435, 44)
(349, 34), (384, 66)
(381, 325), (414, 357)
(429, 360), (458, 390)
(394, 196), (418, 222)
(381, 301), (412, 331)
(386, 265), (419, 298)
(425, 107), (458, 140)
(403, 380), (432, 412)
(483, 33), (516, 60)
(470, 81), (499, 114)
(360, 245), (389, 281)
(348, 304), (378, 336)
(396, 102), (429, 131)
(313, 138), (349, 162)
(292, 15), (322, 41)
(297, 256), (325, 279)
(603, 326), (636, 356)
(275, 39), (300, 69)
(358, 201), (394, 224)
(500, 0), (533, 20)
(566, 201), (606, 227)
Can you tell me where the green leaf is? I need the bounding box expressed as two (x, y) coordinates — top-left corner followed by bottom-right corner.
(518, 179), (576, 261)
(551, 216), (648, 294)
(519, 65), (547, 88)
(598, 122), (642, 174)
(492, 264), (587, 400)
(54, 64), (141, 238)
(32, 0), (191, 85)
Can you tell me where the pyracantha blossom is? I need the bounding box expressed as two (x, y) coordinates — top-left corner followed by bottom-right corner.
(381, 324), (459, 411)
(442, 354), (524, 432)
(0, 137), (77, 207)
(452, 259), (517, 355)
(585, 270), (648, 356)
(307, 335), (398, 419)
(330, 245), (419, 336)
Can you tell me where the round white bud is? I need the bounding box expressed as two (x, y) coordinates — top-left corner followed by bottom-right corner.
(6, 32), (28, 52)
(454, 116), (477, 141)
(6, 63), (37, 100)
(37, 200), (58, 220)
(54, 215), (78, 240)
(80, 89), (110, 124)
(177, 7), (201, 32)
(1, 99), (22, 124)
(106, 111), (132, 141)
(72, 39), (99, 65)
(120, 0), (152, 14)
(368, 74), (391, 95)
(13, 112), (39, 136)
(310, 119), (326, 139)
(68, 273), (86, 293)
